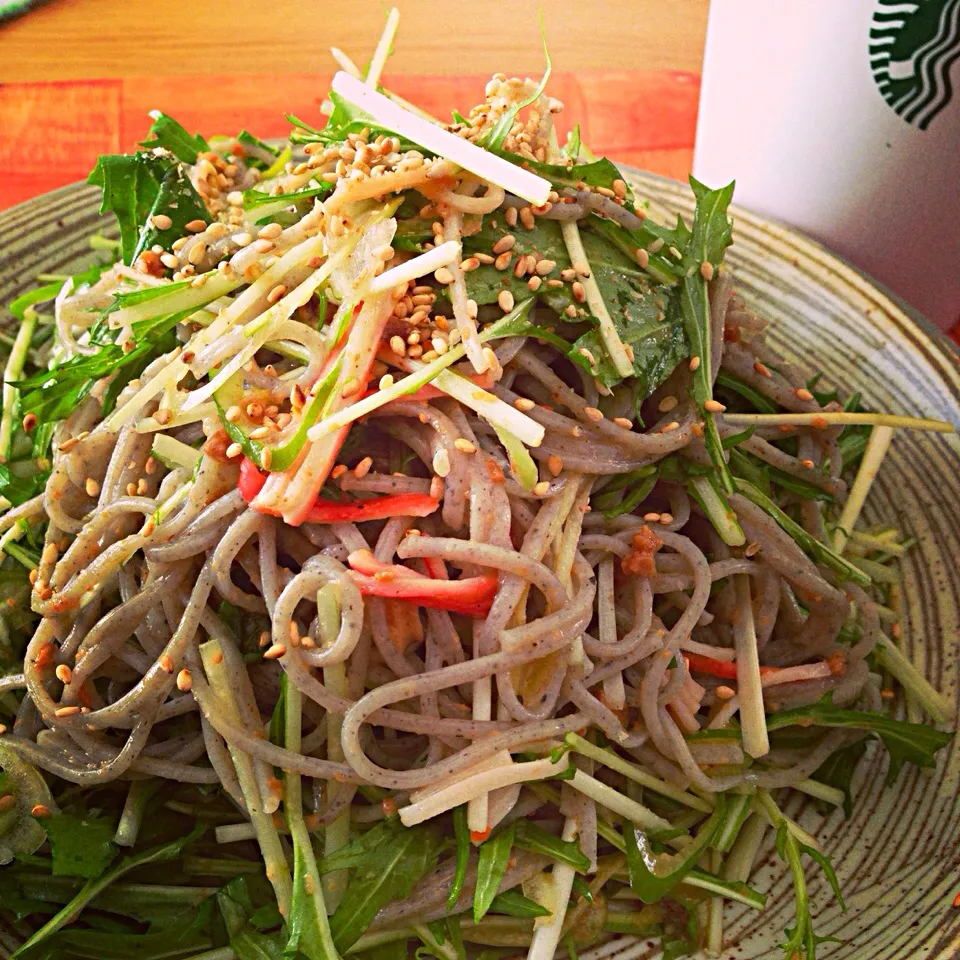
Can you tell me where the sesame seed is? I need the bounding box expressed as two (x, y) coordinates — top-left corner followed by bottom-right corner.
(535, 258), (556, 276)
(660, 513), (674, 524)
(547, 455), (563, 477)
(389, 335), (407, 356)
(0, 795), (14, 814)
(796, 388), (814, 401)
(560, 268), (577, 282)
(233, 232), (253, 247)
(266, 284), (287, 305)
(634, 247), (649, 268)
(185, 219), (207, 233)
(434, 267), (455, 285)
(454, 438), (477, 454)
(612, 178), (627, 199)
(583, 406), (604, 422)
(331, 464), (348, 480)
(433, 448), (451, 477)
(225, 405), (242, 422)
(126, 482), (137, 496)
(151, 213), (173, 231)
(341, 378), (361, 398)
(55, 664), (72, 684)
(564, 304), (578, 318)
(571, 281), (586, 303)
(85, 478), (100, 497)
(31, 804), (52, 819)
(42, 542), (58, 566)
(704, 399), (726, 413)
(225, 443), (243, 459)
(498, 289), (515, 312)
(811, 416), (829, 430)
(187, 242), (207, 266)
(527, 276), (542, 291)
(492, 235), (516, 254)
(431, 337), (449, 355)
(160, 252), (179, 269)
(658, 396), (678, 413)
(379, 374), (395, 390)
(55, 705), (81, 718)
(643, 512), (662, 522)
(578, 347), (597, 368)
(660, 421), (680, 434)
(505, 206), (518, 227)
(800, 459), (815, 469)
(141, 517), (156, 537)
(258, 222), (283, 240)
(176, 669), (192, 692)
(689, 356), (701, 372)
(533, 480), (550, 496)
(494, 251), (513, 271)
(715, 685), (736, 700)
(513, 257), (528, 279)
(519, 207), (535, 230)
(354, 456), (373, 478)
(514, 397), (535, 411)
(612, 417), (633, 429)
(159, 654), (174, 673)
(700, 261), (715, 281)
(745, 541), (761, 557)
(263, 643), (287, 660)
(753, 362), (772, 378)
(252, 238), (275, 254)
(461, 256), (480, 272)
(430, 475), (444, 499)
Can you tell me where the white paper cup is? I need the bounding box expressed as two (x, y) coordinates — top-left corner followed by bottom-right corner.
(693, 0), (960, 330)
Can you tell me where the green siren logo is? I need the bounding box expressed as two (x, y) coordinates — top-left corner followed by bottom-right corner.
(869, 0), (960, 129)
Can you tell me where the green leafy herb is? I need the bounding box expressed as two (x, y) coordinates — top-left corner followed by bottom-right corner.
(87, 151), (209, 266)
(562, 124), (581, 160)
(11, 825), (203, 958)
(140, 111), (209, 163)
(488, 889), (550, 918)
(766, 693), (952, 784)
(41, 812), (118, 879)
(624, 795), (727, 903)
(243, 182), (332, 210)
(759, 791), (844, 960)
(811, 738), (868, 818)
(513, 819), (590, 873)
(473, 822), (516, 923)
(447, 805), (470, 911)
(329, 821), (441, 951)
(678, 176), (736, 494)
(714, 370), (778, 414)
(237, 129), (283, 170)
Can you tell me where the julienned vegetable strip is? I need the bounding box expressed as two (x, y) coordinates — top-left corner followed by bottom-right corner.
(832, 426), (893, 554)
(0, 307), (38, 460)
(733, 575), (768, 758)
(283, 676), (341, 960)
(721, 411), (955, 433)
(330, 72), (551, 205)
(559, 220), (634, 378)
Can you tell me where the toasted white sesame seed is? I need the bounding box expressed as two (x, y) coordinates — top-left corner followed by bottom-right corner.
(85, 478), (100, 497)
(660, 421), (680, 433)
(796, 388), (814, 401)
(493, 235), (516, 255)
(689, 356), (701, 372)
(533, 480), (550, 496)
(55, 664), (72, 684)
(658, 396), (678, 413)
(55, 706), (80, 718)
(225, 442), (243, 459)
(434, 267), (455, 285)
(263, 643), (286, 660)
(258, 222), (283, 240)
(160, 253), (179, 269)
(185, 219), (207, 233)
(176, 669), (192, 692)
(514, 397), (535, 411)
(547, 455), (563, 477)
(700, 261), (715, 281)
(498, 289), (515, 312)
(151, 213), (173, 231)
(454, 438), (477, 454)
(433, 448), (451, 478)
(583, 406), (604, 422)
(704, 399), (726, 413)
(612, 416), (633, 428)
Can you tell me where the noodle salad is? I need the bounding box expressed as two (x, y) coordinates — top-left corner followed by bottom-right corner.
(0, 12), (955, 960)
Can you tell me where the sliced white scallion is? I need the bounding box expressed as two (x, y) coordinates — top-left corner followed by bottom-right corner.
(331, 72), (551, 205)
(367, 240), (460, 294)
(150, 434), (201, 472)
(793, 778), (846, 807)
(365, 7), (400, 88)
(832, 425), (894, 554)
(559, 220), (634, 379)
(398, 754), (568, 827)
(564, 732), (713, 813)
(433, 368), (544, 447)
(0, 307), (38, 459)
(733, 574), (769, 759)
(567, 768), (671, 832)
(525, 814), (580, 960)
(690, 475), (746, 547)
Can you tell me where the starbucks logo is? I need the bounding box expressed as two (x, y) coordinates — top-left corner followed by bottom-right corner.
(869, 0), (960, 129)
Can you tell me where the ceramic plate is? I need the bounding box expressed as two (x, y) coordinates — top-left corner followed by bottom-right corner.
(0, 170), (958, 960)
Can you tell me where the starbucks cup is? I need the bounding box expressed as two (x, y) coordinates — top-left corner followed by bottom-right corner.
(693, 0), (960, 330)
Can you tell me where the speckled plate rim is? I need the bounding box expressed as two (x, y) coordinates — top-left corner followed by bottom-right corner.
(1, 172), (959, 960)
